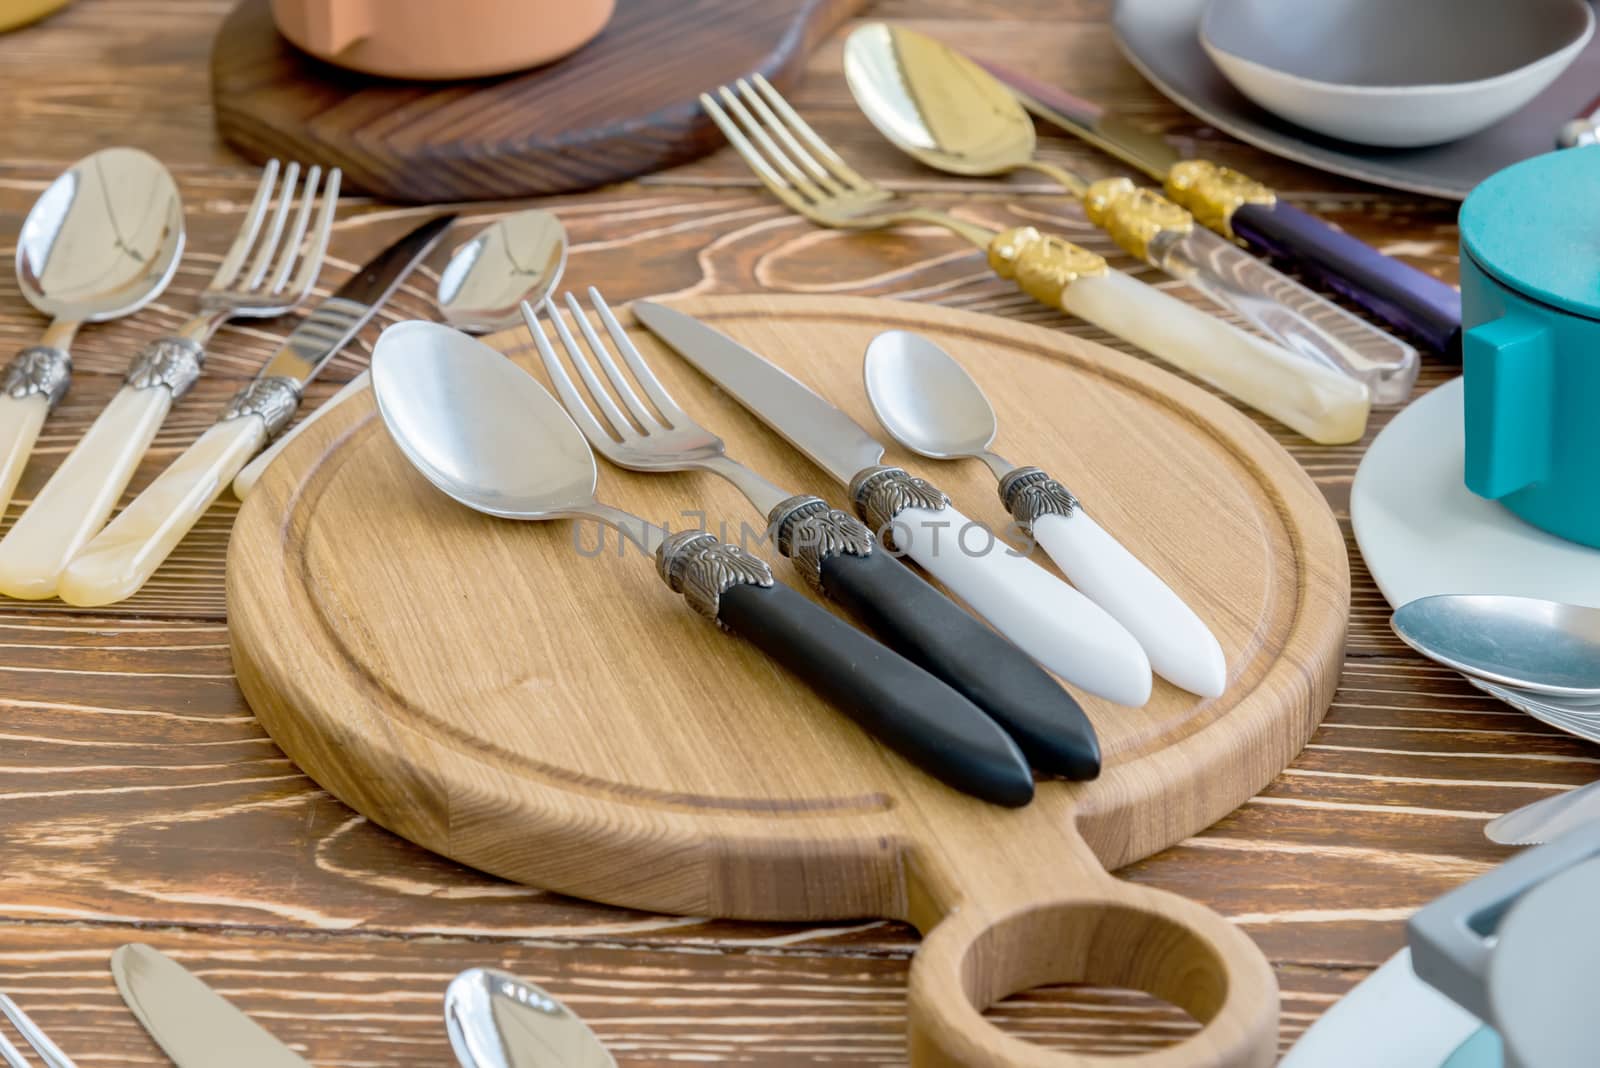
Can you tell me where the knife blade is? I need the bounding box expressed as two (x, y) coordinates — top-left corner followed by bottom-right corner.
(979, 59), (1463, 358)
(112, 944), (311, 1067)
(633, 300), (1152, 707)
(57, 215), (454, 607)
(1487, 779), (1600, 846)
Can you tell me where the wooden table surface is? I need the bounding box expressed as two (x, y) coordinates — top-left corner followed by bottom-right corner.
(0, 1), (1566, 1063)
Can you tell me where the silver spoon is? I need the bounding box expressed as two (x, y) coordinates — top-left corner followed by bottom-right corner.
(863, 330), (1227, 698)
(1392, 595), (1600, 699)
(374, 319), (1036, 806)
(2, 147), (184, 514)
(445, 968), (614, 1068)
(1487, 779), (1600, 846)
(230, 209), (567, 498)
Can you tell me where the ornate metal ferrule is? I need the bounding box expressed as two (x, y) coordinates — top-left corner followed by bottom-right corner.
(986, 226), (1108, 308)
(998, 466), (1079, 536)
(1083, 177), (1194, 263)
(222, 375), (302, 439)
(2, 346), (71, 410)
(768, 495), (874, 593)
(1163, 159), (1276, 239)
(656, 528), (774, 625)
(849, 466), (949, 539)
(125, 336), (205, 399)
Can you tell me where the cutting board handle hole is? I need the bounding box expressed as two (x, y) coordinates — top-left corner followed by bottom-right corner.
(909, 897), (1276, 1064)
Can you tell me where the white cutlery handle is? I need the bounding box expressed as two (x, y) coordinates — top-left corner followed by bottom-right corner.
(57, 415), (268, 607)
(0, 394), (50, 522)
(1029, 505), (1226, 698)
(0, 385), (174, 599)
(232, 370), (369, 500)
(856, 468), (1151, 706)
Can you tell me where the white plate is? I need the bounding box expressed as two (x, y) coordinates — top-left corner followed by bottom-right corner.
(1351, 377), (1600, 612)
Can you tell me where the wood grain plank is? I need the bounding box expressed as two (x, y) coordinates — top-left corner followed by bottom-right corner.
(0, 0), (1545, 1063)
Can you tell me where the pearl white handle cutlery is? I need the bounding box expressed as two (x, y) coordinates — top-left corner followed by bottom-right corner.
(54, 214), (452, 607)
(0, 159), (338, 599)
(0, 148), (184, 528)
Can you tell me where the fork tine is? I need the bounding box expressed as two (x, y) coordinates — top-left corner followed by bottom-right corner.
(700, 93), (816, 218)
(243, 161), (301, 291)
(0, 997), (73, 1068)
(714, 85), (829, 204)
(284, 168), (341, 300)
(522, 300), (633, 446)
(587, 288), (690, 426)
(749, 73), (876, 192)
(546, 295), (643, 439)
(733, 78), (848, 196)
(265, 165), (321, 295)
(564, 292), (662, 431)
(209, 159), (279, 290)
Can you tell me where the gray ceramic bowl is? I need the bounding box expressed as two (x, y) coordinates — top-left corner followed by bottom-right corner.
(1200, 0), (1594, 146)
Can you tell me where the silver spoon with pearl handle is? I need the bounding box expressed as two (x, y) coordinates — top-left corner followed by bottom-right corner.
(863, 330), (1227, 698)
(231, 208), (566, 498)
(1, 147), (185, 518)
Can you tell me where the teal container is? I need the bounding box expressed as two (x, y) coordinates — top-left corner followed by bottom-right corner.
(1460, 145), (1600, 549)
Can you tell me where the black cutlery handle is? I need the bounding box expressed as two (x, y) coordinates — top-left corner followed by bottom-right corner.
(715, 579), (1036, 808)
(819, 547), (1102, 781)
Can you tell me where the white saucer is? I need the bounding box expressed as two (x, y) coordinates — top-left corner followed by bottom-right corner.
(1351, 377), (1600, 611)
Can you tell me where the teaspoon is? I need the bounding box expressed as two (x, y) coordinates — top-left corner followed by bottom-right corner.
(863, 329), (1226, 698)
(445, 968), (615, 1068)
(3, 147), (184, 515)
(1392, 595), (1600, 699)
(373, 320), (1035, 806)
(842, 21), (1417, 405)
(231, 208), (567, 498)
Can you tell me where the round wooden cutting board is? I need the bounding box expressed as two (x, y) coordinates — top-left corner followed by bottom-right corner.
(229, 295), (1348, 1067)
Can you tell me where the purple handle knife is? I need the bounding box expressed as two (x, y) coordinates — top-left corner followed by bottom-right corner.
(982, 59), (1463, 358)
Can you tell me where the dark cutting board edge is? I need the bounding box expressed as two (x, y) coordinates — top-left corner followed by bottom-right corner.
(211, 0), (868, 202)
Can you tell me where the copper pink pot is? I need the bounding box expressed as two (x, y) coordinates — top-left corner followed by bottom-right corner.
(271, 0), (615, 80)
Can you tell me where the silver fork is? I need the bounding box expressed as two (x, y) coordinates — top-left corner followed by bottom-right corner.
(0, 159), (341, 600)
(523, 289), (1104, 781)
(0, 995), (76, 1068)
(524, 290), (794, 519)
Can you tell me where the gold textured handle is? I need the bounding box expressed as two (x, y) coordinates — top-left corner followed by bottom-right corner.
(1082, 177), (1193, 263)
(1163, 161), (1276, 239)
(985, 228), (1108, 309)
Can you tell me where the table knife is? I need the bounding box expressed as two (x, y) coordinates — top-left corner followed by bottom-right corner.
(56, 215), (453, 607)
(112, 943), (311, 1067)
(633, 301), (1153, 708)
(981, 60), (1463, 358)
(1486, 779), (1600, 846)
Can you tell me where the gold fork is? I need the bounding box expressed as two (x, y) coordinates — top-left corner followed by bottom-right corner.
(702, 74), (1106, 306)
(701, 75), (1372, 444)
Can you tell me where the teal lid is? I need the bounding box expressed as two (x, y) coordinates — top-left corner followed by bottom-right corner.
(1460, 144), (1600, 320)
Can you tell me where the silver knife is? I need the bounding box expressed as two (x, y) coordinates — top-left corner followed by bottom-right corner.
(1487, 779), (1600, 846)
(56, 215), (454, 608)
(112, 944), (311, 1067)
(632, 301), (1152, 707)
